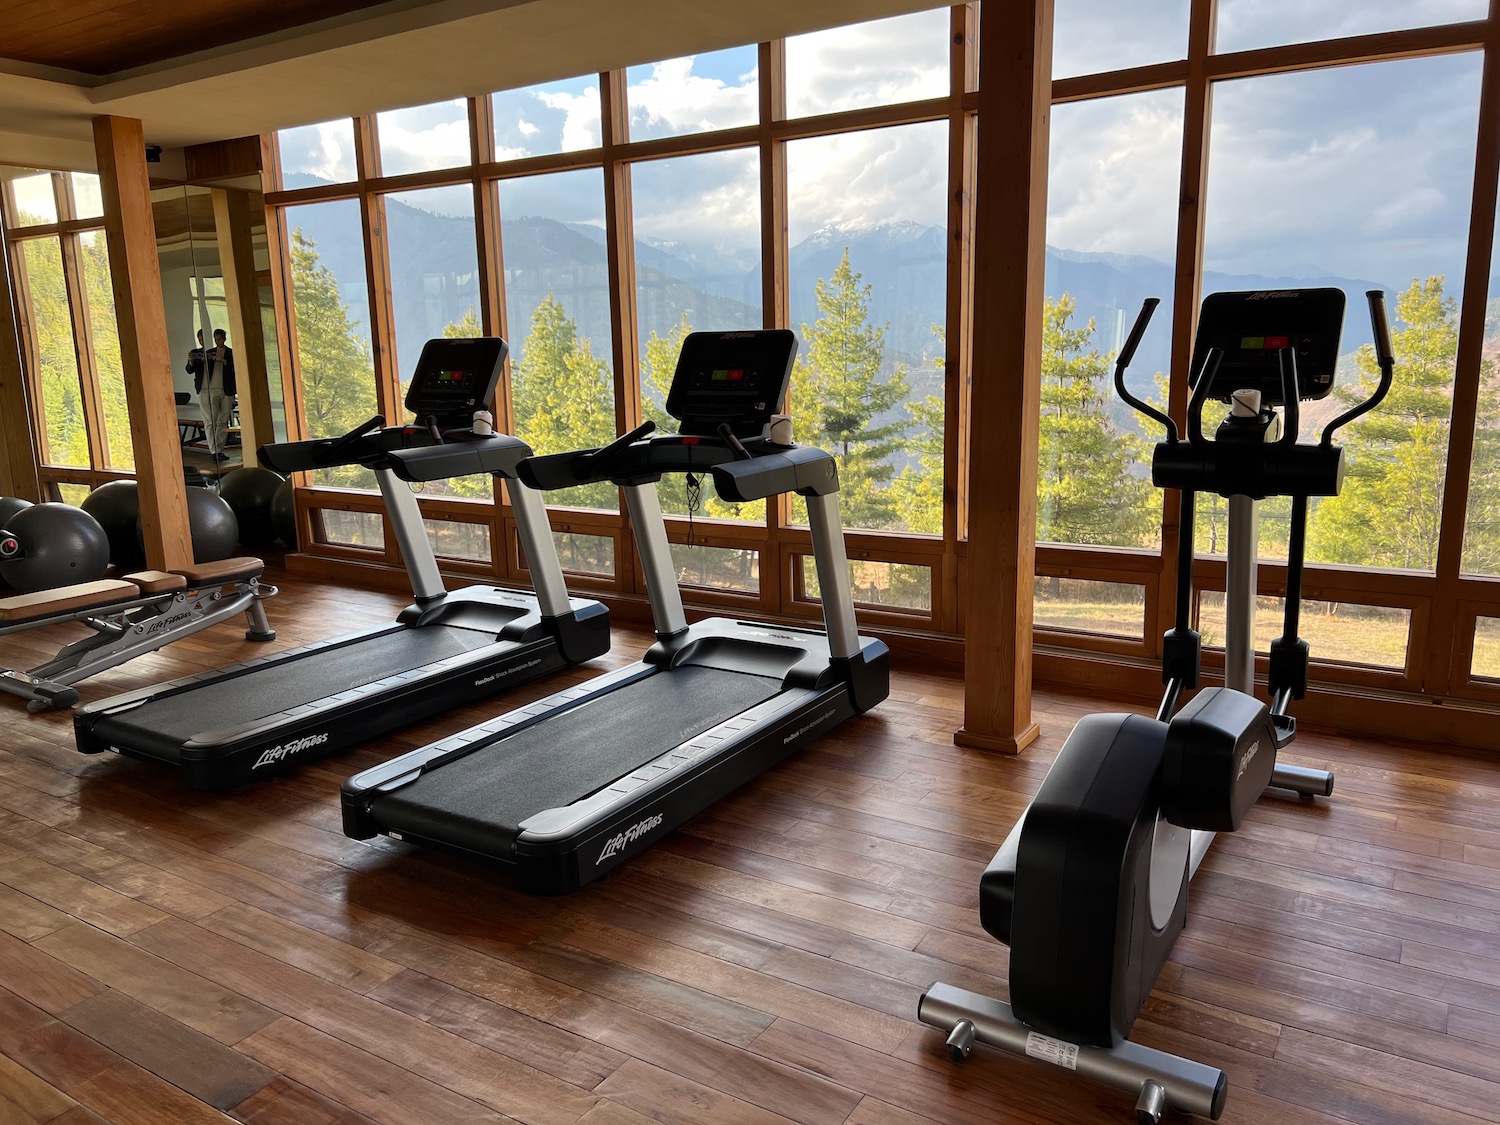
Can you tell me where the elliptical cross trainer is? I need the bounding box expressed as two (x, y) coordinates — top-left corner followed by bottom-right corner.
(918, 288), (1395, 1122)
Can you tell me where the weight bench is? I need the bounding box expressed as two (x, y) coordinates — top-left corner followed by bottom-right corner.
(0, 557), (277, 712)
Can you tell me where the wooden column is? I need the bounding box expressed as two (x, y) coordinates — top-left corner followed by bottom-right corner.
(93, 115), (192, 570)
(955, 0), (1054, 754)
(0, 243), (40, 500)
(212, 187), (273, 453)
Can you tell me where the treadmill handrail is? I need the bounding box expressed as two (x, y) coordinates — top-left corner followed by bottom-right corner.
(384, 432), (532, 482)
(519, 433), (838, 499)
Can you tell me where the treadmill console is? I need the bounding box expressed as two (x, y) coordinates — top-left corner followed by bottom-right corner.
(405, 337), (508, 427)
(666, 329), (798, 437)
(1190, 288), (1345, 404)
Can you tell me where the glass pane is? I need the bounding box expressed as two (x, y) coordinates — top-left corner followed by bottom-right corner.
(626, 46), (758, 140)
(1053, 0), (1190, 79)
(551, 531), (614, 577)
(670, 543), (758, 593)
(1034, 577), (1145, 638)
(498, 170), (617, 511)
(1205, 56), (1483, 573)
(1217, 0), (1487, 54)
(284, 200), (379, 490)
(425, 518), (490, 563)
(786, 121), (948, 533)
(319, 510), (383, 549)
(786, 9), (949, 117)
(1196, 593), (1410, 669)
(259, 284), (288, 442)
(77, 232), (131, 471)
(493, 75), (601, 158)
(20, 238), (87, 467)
(384, 187), (482, 496)
(1462, 192), (1500, 576)
(8, 172), (57, 225)
(55, 483), (89, 506)
(1043, 91), (1182, 549)
(277, 119), (358, 187)
(802, 556), (932, 614)
(70, 173), (103, 220)
(633, 148), (764, 523)
(1473, 617), (1500, 680)
(376, 99), (470, 175)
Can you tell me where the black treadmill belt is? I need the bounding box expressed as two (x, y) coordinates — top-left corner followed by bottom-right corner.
(94, 626), (500, 752)
(369, 665), (782, 856)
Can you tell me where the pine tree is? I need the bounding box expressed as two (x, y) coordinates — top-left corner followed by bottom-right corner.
(891, 324), (947, 536)
(1037, 293), (1158, 547)
(442, 307), (482, 338)
(1309, 276), (1499, 570)
(18, 238), (90, 469)
(288, 228), (380, 489)
(511, 291), (616, 510)
(790, 249), (911, 530)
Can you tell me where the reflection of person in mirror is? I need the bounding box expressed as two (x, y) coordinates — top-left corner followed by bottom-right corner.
(186, 328), (236, 463)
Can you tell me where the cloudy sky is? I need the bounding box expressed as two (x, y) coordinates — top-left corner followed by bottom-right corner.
(271, 2), (1494, 297)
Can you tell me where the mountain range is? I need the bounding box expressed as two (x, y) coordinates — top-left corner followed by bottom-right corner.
(283, 174), (1480, 414)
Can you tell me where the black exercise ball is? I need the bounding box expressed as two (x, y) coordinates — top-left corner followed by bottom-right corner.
(135, 487), (241, 564)
(0, 495), (33, 530)
(271, 477), (298, 549)
(0, 503), (110, 594)
(0, 497), (33, 590)
(217, 467), (285, 547)
(81, 480), (146, 568)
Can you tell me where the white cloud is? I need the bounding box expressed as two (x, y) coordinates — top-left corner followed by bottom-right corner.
(376, 102), (469, 174)
(785, 8), (949, 117)
(627, 55), (757, 139)
(278, 120), (356, 184)
(1216, 0), (1484, 53)
(1046, 90), (1184, 261)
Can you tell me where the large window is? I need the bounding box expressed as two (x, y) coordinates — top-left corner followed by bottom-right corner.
(786, 121), (948, 534)
(1206, 55), (1483, 573)
(1041, 90), (1183, 550)
(259, 4), (1500, 719)
(18, 236), (87, 468)
(283, 198), (378, 489)
(497, 168), (616, 512)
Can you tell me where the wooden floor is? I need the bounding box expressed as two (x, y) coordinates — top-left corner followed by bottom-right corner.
(1, 570), (1499, 1125)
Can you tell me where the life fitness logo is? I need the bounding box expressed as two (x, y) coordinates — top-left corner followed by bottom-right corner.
(253, 732), (330, 770)
(596, 813), (664, 866)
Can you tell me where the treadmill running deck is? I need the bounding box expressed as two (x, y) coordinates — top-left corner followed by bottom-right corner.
(367, 664), (782, 856)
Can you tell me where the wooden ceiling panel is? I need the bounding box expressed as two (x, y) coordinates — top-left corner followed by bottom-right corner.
(0, 0), (395, 75)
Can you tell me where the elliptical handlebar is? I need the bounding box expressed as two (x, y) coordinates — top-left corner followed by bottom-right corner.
(1277, 347), (1301, 446)
(1320, 290), (1395, 448)
(1185, 347), (1224, 448)
(1113, 298), (1178, 444)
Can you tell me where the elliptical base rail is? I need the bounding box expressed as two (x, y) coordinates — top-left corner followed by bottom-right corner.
(917, 983), (1227, 1122)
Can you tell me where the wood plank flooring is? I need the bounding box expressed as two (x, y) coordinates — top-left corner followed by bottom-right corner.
(1, 569), (1498, 1124)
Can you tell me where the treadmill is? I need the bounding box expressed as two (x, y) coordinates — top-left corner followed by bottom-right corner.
(341, 329), (889, 894)
(74, 337), (609, 790)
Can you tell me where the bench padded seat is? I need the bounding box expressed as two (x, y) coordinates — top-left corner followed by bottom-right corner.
(121, 570), (188, 595)
(0, 580), (138, 624)
(171, 557), (264, 586)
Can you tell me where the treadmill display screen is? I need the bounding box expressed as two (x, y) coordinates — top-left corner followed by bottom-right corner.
(666, 330), (798, 436)
(405, 337), (508, 425)
(1191, 288), (1345, 404)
